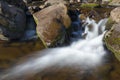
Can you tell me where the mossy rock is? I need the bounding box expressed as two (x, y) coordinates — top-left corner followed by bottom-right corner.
(104, 23), (120, 61)
(80, 3), (99, 8)
(104, 38), (120, 61)
(105, 18), (116, 30)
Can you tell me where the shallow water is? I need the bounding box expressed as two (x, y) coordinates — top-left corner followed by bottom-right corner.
(1, 18), (118, 80)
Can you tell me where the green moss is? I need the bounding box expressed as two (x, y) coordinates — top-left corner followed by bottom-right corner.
(33, 15), (47, 48)
(33, 15), (39, 25)
(80, 3), (99, 8)
(36, 30), (48, 48)
(110, 0), (112, 2)
(104, 36), (120, 61)
(105, 18), (115, 30)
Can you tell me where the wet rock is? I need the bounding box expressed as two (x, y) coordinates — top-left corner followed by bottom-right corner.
(0, 1), (26, 40)
(68, 9), (80, 22)
(33, 3), (71, 47)
(105, 18), (115, 30)
(66, 9), (83, 43)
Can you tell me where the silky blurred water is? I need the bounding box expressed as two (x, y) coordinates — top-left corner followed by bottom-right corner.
(0, 18), (108, 80)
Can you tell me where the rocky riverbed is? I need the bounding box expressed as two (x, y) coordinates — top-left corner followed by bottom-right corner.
(0, 0), (120, 80)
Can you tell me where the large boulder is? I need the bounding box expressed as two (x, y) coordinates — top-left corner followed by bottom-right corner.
(33, 3), (71, 47)
(0, 1), (26, 40)
(104, 23), (120, 61)
(104, 7), (120, 61)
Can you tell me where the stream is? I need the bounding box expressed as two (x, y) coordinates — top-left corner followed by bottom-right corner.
(0, 17), (111, 80)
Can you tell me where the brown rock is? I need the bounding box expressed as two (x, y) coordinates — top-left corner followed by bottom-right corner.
(33, 3), (71, 47)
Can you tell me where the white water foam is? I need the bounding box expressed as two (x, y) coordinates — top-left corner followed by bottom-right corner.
(0, 18), (108, 79)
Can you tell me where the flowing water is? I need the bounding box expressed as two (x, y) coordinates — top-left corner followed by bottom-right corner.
(0, 18), (108, 80)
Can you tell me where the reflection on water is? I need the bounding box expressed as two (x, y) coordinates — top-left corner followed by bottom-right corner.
(0, 39), (45, 71)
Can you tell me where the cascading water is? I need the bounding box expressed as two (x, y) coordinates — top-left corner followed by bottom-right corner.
(0, 18), (108, 80)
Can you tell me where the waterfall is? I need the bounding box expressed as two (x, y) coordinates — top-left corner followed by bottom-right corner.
(0, 18), (108, 80)
(82, 17), (108, 40)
